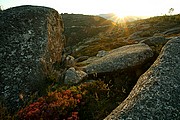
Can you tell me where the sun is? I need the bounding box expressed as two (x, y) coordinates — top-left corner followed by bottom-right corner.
(114, 10), (127, 18)
(111, 8), (130, 23)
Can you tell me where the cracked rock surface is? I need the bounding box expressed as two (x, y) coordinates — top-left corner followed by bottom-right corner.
(85, 43), (153, 74)
(0, 5), (65, 113)
(105, 37), (180, 120)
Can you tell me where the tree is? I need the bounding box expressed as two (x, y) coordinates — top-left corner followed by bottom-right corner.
(0, 5), (3, 11)
(168, 8), (174, 15)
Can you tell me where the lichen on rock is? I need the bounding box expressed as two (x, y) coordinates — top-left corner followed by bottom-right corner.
(105, 37), (180, 120)
(0, 5), (65, 113)
(85, 43), (153, 74)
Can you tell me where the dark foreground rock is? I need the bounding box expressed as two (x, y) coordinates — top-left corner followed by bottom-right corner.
(105, 37), (180, 120)
(0, 5), (64, 112)
(85, 43), (153, 74)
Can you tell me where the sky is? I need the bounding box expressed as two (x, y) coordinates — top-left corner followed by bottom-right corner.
(0, 0), (180, 17)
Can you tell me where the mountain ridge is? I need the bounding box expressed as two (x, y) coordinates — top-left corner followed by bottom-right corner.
(98, 13), (149, 23)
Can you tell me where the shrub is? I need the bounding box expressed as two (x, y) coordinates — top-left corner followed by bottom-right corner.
(4, 78), (131, 120)
(17, 89), (82, 120)
(17, 81), (111, 120)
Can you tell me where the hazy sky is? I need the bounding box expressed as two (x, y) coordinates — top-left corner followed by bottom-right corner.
(1, 0), (180, 16)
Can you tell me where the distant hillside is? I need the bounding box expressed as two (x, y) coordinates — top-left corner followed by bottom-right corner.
(99, 13), (148, 23)
(72, 14), (180, 58)
(61, 13), (116, 47)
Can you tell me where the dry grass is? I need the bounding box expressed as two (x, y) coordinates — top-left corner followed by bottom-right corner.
(73, 37), (135, 58)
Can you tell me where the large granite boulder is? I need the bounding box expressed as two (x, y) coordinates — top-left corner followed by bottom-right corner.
(85, 43), (153, 74)
(105, 37), (180, 120)
(0, 5), (65, 112)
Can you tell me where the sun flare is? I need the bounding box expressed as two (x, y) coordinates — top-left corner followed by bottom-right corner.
(114, 11), (127, 18)
(112, 7), (130, 19)
(111, 8), (130, 23)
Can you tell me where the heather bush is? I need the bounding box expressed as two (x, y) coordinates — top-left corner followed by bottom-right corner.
(17, 89), (82, 120)
(17, 81), (111, 120)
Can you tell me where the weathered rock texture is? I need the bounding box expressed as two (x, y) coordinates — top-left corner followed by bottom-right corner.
(105, 37), (180, 120)
(163, 27), (180, 36)
(0, 5), (64, 112)
(140, 36), (169, 55)
(140, 36), (167, 46)
(96, 50), (108, 57)
(64, 67), (87, 85)
(85, 43), (153, 74)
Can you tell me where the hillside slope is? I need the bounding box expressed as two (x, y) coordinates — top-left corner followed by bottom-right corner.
(61, 13), (116, 47)
(72, 14), (180, 58)
(1, 6), (180, 120)
(99, 13), (148, 23)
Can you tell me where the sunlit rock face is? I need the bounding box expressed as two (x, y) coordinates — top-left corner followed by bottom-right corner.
(105, 37), (180, 120)
(0, 5), (65, 113)
(85, 43), (153, 74)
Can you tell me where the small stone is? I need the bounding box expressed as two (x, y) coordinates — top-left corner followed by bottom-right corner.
(64, 67), (87, 85)
(96, 50), (108, 57)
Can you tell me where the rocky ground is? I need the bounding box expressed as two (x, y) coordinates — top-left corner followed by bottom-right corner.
(0, 5), (180, 120)
(65, 13), (180, 120)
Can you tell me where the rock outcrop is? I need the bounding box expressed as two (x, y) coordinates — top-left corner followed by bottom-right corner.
(85, 43), (153, 74)
(163, 27), (180, 36)
(105, 37), (180, 120)
(96, 50), (108, 57)
(64, 67), (87, 85)
(61, 13), (115, 47)
(140, 36), (167, 46)
(0, 5), (65, 112)
(140, 36), (169, 55)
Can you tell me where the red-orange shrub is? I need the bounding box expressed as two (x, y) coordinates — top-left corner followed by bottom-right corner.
(17, 90), (82, 120)
(17, 81), (110, 120)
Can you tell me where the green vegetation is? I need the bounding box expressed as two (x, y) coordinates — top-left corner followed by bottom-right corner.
(73, 37), (135, 58)
(72, 14), (180, 58)
(1, 13), (180, 120)
(16, 13), (180, 119)
(61, 13), (116, 47)
(61, 13), (114, 27)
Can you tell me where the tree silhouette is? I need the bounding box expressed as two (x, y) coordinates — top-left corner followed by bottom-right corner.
(0, 6), (3, 11)
(168, 8), (174, 15)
